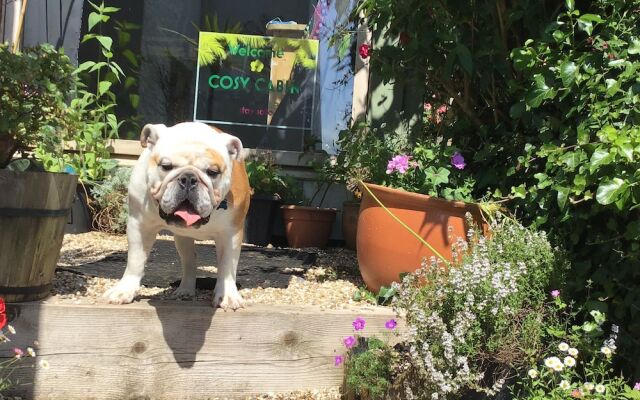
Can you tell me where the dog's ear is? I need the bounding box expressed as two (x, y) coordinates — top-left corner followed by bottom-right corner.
(140, 124), (166, 148)
(224, 134), (244, 161)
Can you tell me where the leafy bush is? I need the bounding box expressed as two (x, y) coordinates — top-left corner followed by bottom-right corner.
(390, 215), (566, 399)
(245, 151), (286, 197)
(90, 167), (131, 233)
(345, 337), (396, 399)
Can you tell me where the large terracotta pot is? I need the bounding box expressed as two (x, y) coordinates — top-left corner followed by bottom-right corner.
(281, 205), (338, 248)
(357, 183), (485, 292)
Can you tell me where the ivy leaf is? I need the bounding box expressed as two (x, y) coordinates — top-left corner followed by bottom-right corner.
(560, 60), (577, 86)
(620, 143), (634, 161)
(596, 178), (627, 205)
(590, 148), (612, 172)
(556, 186), (570, 209)
(455, 44), (473, 75)
(526, 74), (555, 108)
(605, 79), (620, 96)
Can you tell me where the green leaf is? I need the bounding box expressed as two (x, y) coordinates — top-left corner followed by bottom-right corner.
(88, 12), (101, 31)
(629, 38), (640, 55)
(455, 44), (473, 75)
(511, 184), (527, 199)
(596, 178), (627, 205)
(102, 6), (120, 13)
(565, 0), (574, 11)
(590, 148), (612, 171)
(605, 78), (620, 96)
(95, 36), (113, 51)
(560, 61), (577, 86)
(620, 143), (633, 161)
(526, 74), (555, 108)
(74, 61), (96, 74)
(129, 94), (140, 108)
(337, 34), (352, 59)
(98, 81), (112, 96)
(556, 186), (570, 209)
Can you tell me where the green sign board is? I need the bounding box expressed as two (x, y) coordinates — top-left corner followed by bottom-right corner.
(193, 32), (319, 151)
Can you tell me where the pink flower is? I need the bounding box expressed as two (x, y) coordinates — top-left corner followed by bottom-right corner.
(437, 104), (448, 114)
(450, 152), (466, 170)
(424, 103), (433, 111)
(633, 382), (640, 391)
(359, 43), (372, 59)
(334, 355), (344, 366)
(352, 317), (366, 331)
(343, 335), (356, 349)
(551, 290), (560, 298)
(385, 319), (397, 330)
(386, 154), (412, 174)
(13, 348), (24, 358)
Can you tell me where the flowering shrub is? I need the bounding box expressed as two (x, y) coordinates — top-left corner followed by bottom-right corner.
(326, 121), (476, 201)
(389, 215), (566, 399)
(515, 306), (640, 399)
(335, 316), (399, 399)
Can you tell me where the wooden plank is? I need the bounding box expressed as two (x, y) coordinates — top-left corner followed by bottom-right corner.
(1, 301), (401, 399)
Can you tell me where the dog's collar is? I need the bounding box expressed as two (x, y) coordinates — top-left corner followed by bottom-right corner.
(217, 199), (228, 210)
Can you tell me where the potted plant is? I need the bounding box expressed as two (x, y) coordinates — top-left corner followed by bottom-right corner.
(0, 37), (118, 301)
(280, 175), (338, 249)
(244, 151), (287, 246)
(331, 120), (489, 292)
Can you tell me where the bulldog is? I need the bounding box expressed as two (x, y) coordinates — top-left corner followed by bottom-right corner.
(103, 122), (250, 310)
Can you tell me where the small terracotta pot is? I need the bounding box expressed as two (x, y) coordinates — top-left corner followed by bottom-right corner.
(341, 201), (360, 251)
(357, 183), (486, 292)
(281, 205), (338, 248)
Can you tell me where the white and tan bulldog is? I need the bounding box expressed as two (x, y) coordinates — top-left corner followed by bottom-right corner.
(103, 122), (250, 310)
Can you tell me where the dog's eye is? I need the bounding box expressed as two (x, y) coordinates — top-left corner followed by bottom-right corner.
(207, 169), (220, 178)
(160, 163), (173, 171)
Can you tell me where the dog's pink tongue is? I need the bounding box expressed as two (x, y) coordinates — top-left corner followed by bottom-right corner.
(174, 209), (202, 226)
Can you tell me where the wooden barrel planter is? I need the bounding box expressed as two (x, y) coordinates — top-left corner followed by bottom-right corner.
(0, 170), (78, 302)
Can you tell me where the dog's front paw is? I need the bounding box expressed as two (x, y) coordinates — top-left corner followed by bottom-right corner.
(103, 278), (140, 304)
(172, 285), (196, 299)
(212, 282), (244, 311)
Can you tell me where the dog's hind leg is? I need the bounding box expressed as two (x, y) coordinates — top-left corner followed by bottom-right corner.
(173, 235), (197, 298)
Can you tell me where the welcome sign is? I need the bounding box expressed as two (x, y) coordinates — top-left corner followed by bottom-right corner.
(193, 32), (319, 151)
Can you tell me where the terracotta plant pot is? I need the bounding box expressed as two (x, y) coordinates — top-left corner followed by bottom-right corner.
(357, 183), (486, 292)
(341, 201), (360, 251)
(281, 205), (337, 248)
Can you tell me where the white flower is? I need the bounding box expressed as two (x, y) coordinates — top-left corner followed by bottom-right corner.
(558, 342), (570, 352)
(7, 325), (16, 335)
(553, 362), (564, 372)
(528, 369), (538, 379)
(564, 356), (576, 367)
(559, 380), (571, 390)
(611, 324), (619, 334)
(39, 359), (50, 370)
(544, 356), (561, 369)
(595, 384), (606, 393)
(600, 346), (612, 357)
(26, 347), (36, 357)
(568, 347), (578, 357)
(584, 382), (594, 392)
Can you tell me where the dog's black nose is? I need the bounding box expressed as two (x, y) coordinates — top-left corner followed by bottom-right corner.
(178, 172), (198, 191)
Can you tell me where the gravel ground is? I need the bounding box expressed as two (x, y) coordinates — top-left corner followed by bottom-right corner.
(52, 232), (369, 310)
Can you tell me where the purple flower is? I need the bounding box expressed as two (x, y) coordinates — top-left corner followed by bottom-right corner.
(385, 319), (397, 330)
(451, 152), (466, 170)
(386, 154), (412, 174)
(634, 382), (640, 391)
(343, 335), (356, 349)
(352, 317), (366, 331)
(334, 355), (344, 366)
(551, 290), (560, 298)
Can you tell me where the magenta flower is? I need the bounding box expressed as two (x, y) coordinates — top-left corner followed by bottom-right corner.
(352, 317), (366, 331)
(633, 382), (640, 391)
(385, 319), (397, 330)
(386, 154), (412, 174)
(343, 335), (356, 349)
(13, 348), (24, 357)
(551, 290), (560, 298)
(334, 355), (344, 366)
(451, 152), (466, 170)
(359, 43), (372, 59)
